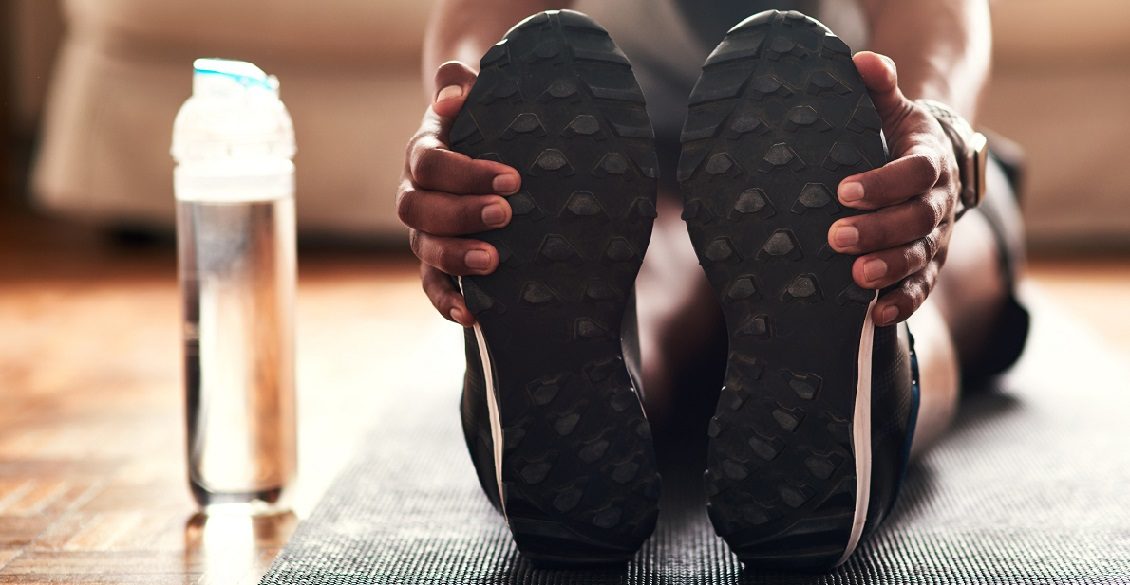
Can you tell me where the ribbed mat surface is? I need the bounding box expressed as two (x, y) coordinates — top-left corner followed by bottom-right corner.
(261, 307), (1130, 584)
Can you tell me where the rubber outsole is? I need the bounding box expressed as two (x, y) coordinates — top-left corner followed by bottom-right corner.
(677, 10), (887, 571)
(451, 10), (661, 566)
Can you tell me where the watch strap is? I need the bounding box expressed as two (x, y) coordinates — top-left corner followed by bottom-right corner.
(915, 99), (988, 216)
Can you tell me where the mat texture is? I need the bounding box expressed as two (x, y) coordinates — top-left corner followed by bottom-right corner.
(261, 305), (1130, 584)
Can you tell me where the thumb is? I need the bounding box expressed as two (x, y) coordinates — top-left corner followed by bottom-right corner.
(432, 61), (479, 120)
(853, 51), (913, 136)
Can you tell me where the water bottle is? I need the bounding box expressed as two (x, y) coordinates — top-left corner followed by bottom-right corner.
(171, 59), (297, 514)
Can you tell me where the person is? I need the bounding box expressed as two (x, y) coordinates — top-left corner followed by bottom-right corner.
(396, 0), (1028, 572)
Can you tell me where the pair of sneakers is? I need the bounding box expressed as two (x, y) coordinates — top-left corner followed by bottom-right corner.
(452, 9), (919, 571)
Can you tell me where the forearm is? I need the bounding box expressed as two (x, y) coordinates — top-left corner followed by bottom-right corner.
(422, 0), (572, 98)
(860, 0), (991, 121)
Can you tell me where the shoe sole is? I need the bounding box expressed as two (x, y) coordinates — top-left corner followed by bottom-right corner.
(451, 9), (661, 566)
(677, 10), (887, 571)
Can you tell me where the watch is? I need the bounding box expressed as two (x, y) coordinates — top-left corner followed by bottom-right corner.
(915, 99), (989, 217)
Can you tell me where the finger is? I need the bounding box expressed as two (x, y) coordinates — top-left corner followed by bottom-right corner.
(407, 61), (520, 195)
(397, 185), (511, 235)
(409, 229), (498, 276)
(829, 192), (946, 254)
(421, 263), (474, 326)
(408, 139), (520, 195)
(873, 263), (940, 326)
(853, 51), (914, 137)
(851, 237), (936, 290)
(838, 150), (942, 210)
(432, 61), (479, 120)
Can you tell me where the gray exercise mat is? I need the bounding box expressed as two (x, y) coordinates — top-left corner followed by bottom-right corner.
(261, 308), (1130, 584)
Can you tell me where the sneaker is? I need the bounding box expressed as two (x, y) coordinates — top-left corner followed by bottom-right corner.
(450, 9), (661, 566)
(677, 10), (919, 570)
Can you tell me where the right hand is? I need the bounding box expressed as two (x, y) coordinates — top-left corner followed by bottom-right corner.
(397, 62), (522, 327)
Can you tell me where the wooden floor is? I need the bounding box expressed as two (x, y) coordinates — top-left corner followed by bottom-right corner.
(0, 205), (463, 584)
(1026, 259), (1130, 358)
(1, 203), (1128, 584)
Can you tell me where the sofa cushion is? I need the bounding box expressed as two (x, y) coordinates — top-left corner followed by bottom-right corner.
(992, 0), (1130, 66)
(34, 35), (423, 238)
(65, 0), (434, 64)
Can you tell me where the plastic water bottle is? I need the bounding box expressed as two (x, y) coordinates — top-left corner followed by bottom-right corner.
(171, 59), (297, 514)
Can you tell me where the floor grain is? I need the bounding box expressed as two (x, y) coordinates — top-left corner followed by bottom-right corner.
(1, 206), (1127, 583)
(0, 209), (463, 583)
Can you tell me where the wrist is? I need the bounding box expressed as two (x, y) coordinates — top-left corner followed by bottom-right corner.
(914, 99), (988, 217)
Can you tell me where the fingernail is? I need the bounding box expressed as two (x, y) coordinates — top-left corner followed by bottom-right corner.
(449, 307), (466, 323)
(481, 203), (508, 227)
(492, 174), (519, 194)
(878, 305), (899, 325)
(436, 84), (463, 102)
(880, 54), (896, 71)
(863, 259), (888, 282)
(839, 181), (864, 203)
(833, 226), (859, 248)
(464, 249), (491, 270)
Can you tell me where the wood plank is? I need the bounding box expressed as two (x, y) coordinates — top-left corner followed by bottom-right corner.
(0, 208), (455, 583)
(1, 204), (1127, 582)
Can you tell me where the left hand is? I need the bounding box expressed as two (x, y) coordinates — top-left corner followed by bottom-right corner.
(828, 51), (961, 327)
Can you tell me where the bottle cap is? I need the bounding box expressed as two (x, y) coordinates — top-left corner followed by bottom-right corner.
(171, 59), (296, 162)
(192, 58), (279, 99)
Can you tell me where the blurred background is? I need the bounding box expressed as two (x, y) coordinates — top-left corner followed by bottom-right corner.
(3, 0), (1130, 246)
(1, 1), (1129, 582)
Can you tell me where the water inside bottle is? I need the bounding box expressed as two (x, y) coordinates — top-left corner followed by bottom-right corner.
(177, 197), (296, 512)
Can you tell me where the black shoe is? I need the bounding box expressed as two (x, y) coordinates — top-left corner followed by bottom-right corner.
(451, 9), (661, 566)
(678, 10), (919, 571)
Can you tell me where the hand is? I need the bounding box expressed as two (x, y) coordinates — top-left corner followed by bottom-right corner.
(828, 51), (961, 326)
(397, 62), (522, 327)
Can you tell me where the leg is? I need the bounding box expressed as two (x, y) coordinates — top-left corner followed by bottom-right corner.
(906, 158), (1025, 457)
(897, 210), (999, 460)
(635, 170), (1018, 457)
(930, 159), (1023, 369)
(905, 298), (959, 459)
(634, 193), (725, 433)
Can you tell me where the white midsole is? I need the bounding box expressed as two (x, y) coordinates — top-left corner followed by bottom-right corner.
(835, 296), (877, 566)
(461, 278), (509, 515)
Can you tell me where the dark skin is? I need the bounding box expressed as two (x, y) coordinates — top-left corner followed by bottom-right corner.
(399, 53), (965, 327)
(832, 54), (962, 326)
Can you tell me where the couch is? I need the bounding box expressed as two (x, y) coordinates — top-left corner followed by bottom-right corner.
(31, 0), (434, 240)
(20, 0), (1130, 247)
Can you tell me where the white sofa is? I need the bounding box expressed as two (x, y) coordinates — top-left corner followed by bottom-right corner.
(33, 0), (435, 240)
(25, 0), (1130, 247)
(980, 0), (1130, 247)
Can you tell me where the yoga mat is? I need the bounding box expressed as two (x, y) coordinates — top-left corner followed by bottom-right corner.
(261, 304), (1130, 584)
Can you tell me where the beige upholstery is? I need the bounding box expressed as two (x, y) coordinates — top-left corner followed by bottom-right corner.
(981, 0), (1130, 247)
(991, 0), (1130, 68)
(27, 0), (1130, 245)
(8, 0), (64, 137)
(35, 0), (434, 239)
(64, 1), (428, 63)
